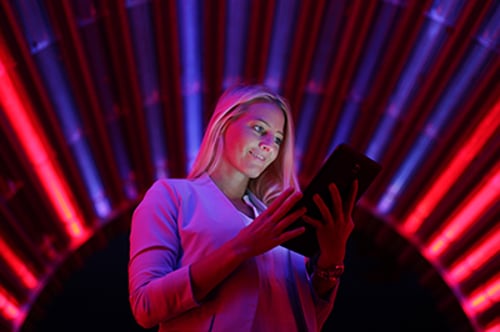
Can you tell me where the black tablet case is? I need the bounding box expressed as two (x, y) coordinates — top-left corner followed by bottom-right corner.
(280, 143), (382, 257)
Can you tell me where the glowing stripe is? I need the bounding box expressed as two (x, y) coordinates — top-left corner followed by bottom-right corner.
(0, 47), (87, 242)
(466, 274), (500, 315)
(0, 238), (37, 289)
(178, 0), (203, 171)
(0, 286), (19, 320)
(224, 0), (249, 87)
(402, 98), (500, 234)
(425, 166), (499, 258)
(449, 227), (500, 283)
(264, 0), (299, 89)
(330, 2), (399, 151)
(484, 319), (500, 332)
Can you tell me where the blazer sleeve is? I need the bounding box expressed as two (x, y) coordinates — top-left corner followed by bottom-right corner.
(128, 180), (200, 328)
(309, 257), (339, 328)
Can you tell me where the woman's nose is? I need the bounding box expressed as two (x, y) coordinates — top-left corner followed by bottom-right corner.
(259, 136), (274, 152)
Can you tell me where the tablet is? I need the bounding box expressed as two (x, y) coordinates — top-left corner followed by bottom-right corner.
(280, 143), (382, 257)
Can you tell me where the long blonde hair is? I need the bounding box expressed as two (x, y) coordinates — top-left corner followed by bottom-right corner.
(188, 84), (299, 204)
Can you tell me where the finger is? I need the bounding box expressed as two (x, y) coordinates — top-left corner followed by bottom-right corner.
(328, 183), (343, 221)
(313, 194), (334, 224)
(277, 226), (305, 244)
(272, 190), (303, 220)
(345, 179), (358, 214)
(303, 215), (323, 229)
(275, 207), (306, 232)
(278, 191), (302, 215)
(266, 187), (295, 215)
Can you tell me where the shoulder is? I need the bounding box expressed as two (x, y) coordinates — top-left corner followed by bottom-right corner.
(142, 175), (213, 201)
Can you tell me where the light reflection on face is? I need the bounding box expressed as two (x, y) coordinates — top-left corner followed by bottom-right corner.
(221, 102), (285, 179)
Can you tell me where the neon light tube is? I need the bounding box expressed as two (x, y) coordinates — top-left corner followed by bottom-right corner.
(0, 238), (37, 289)
(465, 274), (500, 316)
(126, 1), (168, 179)
(264, 0), (299, 90)
(223, 0), (250, 88)
(402, 99), (500, 234)
(0, 49), (87, 242)
(449, 227), (500, 283)
(425, 166), (499, 258)
(178, 0), (203, 171)
(0, 286), (19, 321)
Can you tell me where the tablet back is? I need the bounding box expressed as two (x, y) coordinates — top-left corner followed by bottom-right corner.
(280, 143), (382, 257)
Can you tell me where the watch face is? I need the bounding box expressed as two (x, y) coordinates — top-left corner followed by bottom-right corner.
(316, 265), (345, 278)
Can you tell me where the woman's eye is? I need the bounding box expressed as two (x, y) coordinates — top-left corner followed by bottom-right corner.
(274, 137), (283, 145)
(253, 125), (264, 133)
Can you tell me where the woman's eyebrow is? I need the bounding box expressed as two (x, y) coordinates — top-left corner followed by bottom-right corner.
(255, 118), (284, 136)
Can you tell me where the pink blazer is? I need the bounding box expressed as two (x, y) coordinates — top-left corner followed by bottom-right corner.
(128, 174), (336, 331)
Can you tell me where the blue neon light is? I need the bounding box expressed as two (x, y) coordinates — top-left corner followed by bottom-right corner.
(223, 0), (250, 88)
(294, 1), (346, 170)
(329, 1), (400, 153)
(378, 14), (496, 214)
(264, 0), (300, 90)
(14, 1), (111, 218)
(178, 0), (203, 172)
(73, 2), (137, 199)
(127, 1), (168, 179)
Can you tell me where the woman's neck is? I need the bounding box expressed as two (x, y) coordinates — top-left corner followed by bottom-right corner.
(209, 168), (249, 200)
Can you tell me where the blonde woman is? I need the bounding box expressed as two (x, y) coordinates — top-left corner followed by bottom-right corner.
(128, 84), (357, 331)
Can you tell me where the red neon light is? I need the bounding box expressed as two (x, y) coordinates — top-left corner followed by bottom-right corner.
(449, 227), (500, 283)
(485, 318), (500, 332)
(0, 239), (37, 289)
(0, 286), (20, 320)
(466, 274), (500, 314)
(403, 100), (500, 234)
(425, 166), (499, 258)
(0, 47), (87, 241)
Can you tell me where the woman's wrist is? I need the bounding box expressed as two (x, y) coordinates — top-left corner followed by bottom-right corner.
(316, 253), (345, 270)
(310, 263), (344, 296)
(313, 264), (345, 283)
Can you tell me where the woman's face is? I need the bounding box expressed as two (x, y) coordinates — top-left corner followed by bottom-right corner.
(220, 101), (285, 179)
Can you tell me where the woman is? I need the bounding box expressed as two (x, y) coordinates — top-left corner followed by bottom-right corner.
(128, 84), (357, 331)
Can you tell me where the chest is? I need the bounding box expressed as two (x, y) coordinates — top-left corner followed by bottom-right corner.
(175, 195), (249, 263)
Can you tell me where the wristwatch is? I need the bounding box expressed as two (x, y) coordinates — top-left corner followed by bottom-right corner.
(313, 264), (345, 282)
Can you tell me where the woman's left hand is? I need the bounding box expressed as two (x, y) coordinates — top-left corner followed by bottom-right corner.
(303, 180), (358, 268)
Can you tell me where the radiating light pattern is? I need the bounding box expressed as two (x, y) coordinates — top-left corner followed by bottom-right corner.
(402, 99), (500, 234)
(425, 166), (499, 258)
(12, 1), (112, 218)
(449, 227), (500, 283)
(367, 0), (466, 161)
(377, 4), (497, 214)
(329, 1), (400, 152)
(0, 47), (88, 242)
(0, 1), (497, 331)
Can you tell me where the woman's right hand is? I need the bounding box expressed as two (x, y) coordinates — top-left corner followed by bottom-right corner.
(231, 188), (306, 259)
